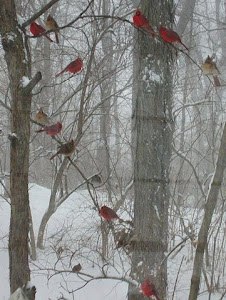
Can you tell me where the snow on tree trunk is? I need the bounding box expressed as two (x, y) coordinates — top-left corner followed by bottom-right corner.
(9, 288), (29, 300)
(128, 0), (174, 299)
(0, 0), (41, 293)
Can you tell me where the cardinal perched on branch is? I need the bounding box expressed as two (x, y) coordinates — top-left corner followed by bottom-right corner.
(133, 10), (155, 37)
(34, 108), (49, 125)
(201, 55), (221, 87)
(30, 21), (53, 42)
(141, 279), (160, 300)
(90, 174), (102, 186)
(72, 263), (82, 273)
(55, 57), (83, 77)
(159, 26), (188, 51)
(45, 14), (59, 43)
(50, 139), (76, 160)
(35, 122), (62, 137)
(99, 205), (119, 221)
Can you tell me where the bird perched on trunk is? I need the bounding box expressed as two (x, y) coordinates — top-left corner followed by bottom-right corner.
(45, 14), (59, 43)
(99, 205), (119, 221)
(159, 25), (188, 51)
(35, 122), (62, 137)
(55, 57), (83, 77)
(133, 9), (155, 37)
(141, 279), (160, 300)
(50, 139), (76, 160)
(30, 21), (53, 42)
(34, 108), (49, 125)
(201, 55), (221, 87)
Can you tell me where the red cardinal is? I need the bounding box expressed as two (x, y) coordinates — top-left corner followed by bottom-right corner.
(133, 10), (155, 37)
(159, 26), (188, 51)
(55, 58), (83, 77)
(141, 279), (160, 300)
(99, 206), (119, 221)
(50, 140), (76, 160)
(35, 122), (62, 137)
(30, 21), (53, 42)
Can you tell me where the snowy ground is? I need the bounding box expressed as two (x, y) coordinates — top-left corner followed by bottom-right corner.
(0, 184), (225, 299)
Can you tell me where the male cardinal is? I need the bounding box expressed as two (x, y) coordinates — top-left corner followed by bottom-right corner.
(35, 122), (62, 137)
(55, 57), (83, 77)
(50, 139), (76, 160)
(201, 55), (221, 87)
(45, 14), (59, 44)
(159, 26), (188, 51)
(30, 21), (53, 42)
(34, 108), (49, 125)
(99, 205), (119, 221)
(141, 279), (160, 300)
(133, 10), (155, 37)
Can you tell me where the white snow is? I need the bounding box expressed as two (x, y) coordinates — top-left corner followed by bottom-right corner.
(8, 132), (18, 138)
(17, 15), (26, 26)
(0, 184), (224, 299)
(8, 288), (28, 300)
(24, 281), (34, 289)
(5, 32), (17, 42)
(20, 76), (30, 88)
(149, 70), (161, 82)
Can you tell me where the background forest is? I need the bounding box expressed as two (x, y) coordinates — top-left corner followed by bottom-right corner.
(0, 0), (226, 299)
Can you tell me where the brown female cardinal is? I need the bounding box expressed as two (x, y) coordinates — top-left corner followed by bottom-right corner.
(133, 10), (155, 37)
(30, 21), (53, 42)
(99, 206), (119, 221)
(45, 14), (59, 43)
(201, 55), (221, 86)
(159, 25), (188, 50)
(35, 122), (62, 137)
(50, 140), (76, 160)
(34, 108), (49, 125)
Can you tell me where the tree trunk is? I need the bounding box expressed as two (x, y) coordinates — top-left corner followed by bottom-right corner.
(37, 158), (68, 249)
(0, 0), (41, 292)
(96, 0), (114, 203)
(189, 123), (226, 299)
(128, 0), (174, 299)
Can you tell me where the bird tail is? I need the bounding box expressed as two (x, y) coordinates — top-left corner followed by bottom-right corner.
(55, 68), (66, 77)
(147, 26), (155, 38)
(181, 42), (189, 51)
(44, 34), (53, 42)
(55, 33), (59, 44)
(213, 75), (221, 87)
(35, 129), (44, 133)
(50, 153), (57, 160)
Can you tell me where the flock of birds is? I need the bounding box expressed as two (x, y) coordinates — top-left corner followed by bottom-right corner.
(30, 9), (219, 299)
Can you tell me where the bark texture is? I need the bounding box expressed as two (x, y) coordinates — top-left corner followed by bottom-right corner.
(0, 0), (41, 292)
(128, 0), (174, 299)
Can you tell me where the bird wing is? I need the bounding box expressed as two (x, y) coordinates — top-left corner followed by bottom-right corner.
(166, 29), (180, 41)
